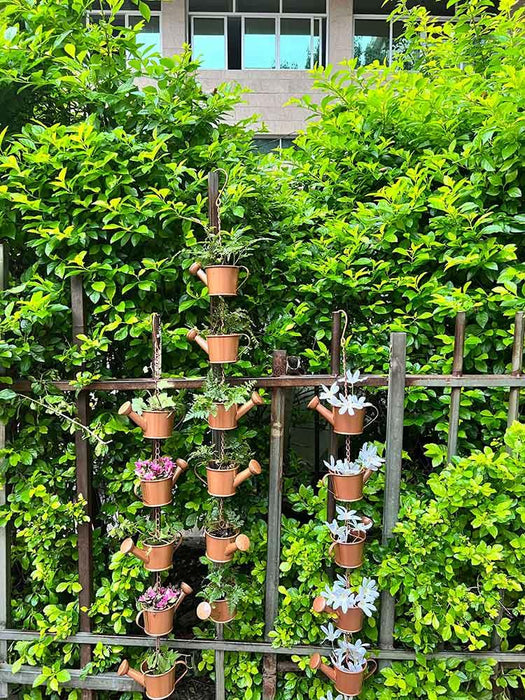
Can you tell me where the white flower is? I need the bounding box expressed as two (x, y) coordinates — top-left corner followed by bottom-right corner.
(323, 455), (337, 472)
(345, 369), (361, 386)
(321, 691), (346, 700)
(319, 382), (341, 406)
(321, 622), (342, 643)
(357, 442), (384, 471)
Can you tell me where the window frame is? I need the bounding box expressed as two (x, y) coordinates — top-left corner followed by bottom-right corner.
(188, 0), (327, 71)
(191, 15), (229, 69)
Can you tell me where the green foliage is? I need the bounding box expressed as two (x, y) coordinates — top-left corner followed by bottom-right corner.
(186, 372), (256, 420)
(144, 646), (181, 675)
(187, 228), (267, 267)
(198, 566), (244, 608)
(131, 390), (182, 415)
(190, 430), (255, 469)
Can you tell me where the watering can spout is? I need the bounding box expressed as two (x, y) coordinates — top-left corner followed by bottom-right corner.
(118, 401), (147, 431)
(120, 537), (150, 564)
(189, 262), (208, 287)
(236, 392), (264, 420)
(310, 653), (337, 683)
(233, 459), (262, 488)
(187, 328), (209, 355)
(172, 458), (189, 486)
(307, 396), (334, 426)
(118, 660), (145, 687)
(224, 534), (250, 558)
(173, 582), (193, 612)
(362, 468), (373, 484)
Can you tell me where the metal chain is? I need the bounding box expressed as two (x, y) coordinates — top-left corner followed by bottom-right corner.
(345, 436), (351, 463)
(152, 312), (162, 388)
(215, 169), (229, 239)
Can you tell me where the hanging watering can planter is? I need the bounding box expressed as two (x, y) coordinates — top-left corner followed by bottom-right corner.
(136, 582), (193, 637)
(120, 531), (182, 572)
(196, 599), (237, 624)
(312, 576), (380, 634)
(200, 459), (262, 497)
(326, 511), (373, 570)
(189, 262), (243, 297)
(207, 392), (264, 430)
(134, 457), (188, 507)
(309, 653), (377, 697)
(119, 402), (175, 440)
(313, 596), (364, 634)
(118, 656), (188, 700)
(205, 528), (251, 563)
(187, 328), (240, 364)
(323, 443), (384, 503)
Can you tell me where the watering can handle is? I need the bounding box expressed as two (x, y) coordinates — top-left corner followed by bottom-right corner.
(135, 610), (144, 631)
(365, 658), (377, 680)
(328, 542), (336, 557)
(365, 404), (379, 429)
(174, 660), (189, 686)
(193, 463), (207, 487)
(237, 265), (250, 291)
(133, 483), (141, 499)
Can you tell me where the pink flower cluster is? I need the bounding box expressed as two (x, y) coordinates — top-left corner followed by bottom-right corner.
(138, 584), (180, 611)
(135, 456), (176, 481)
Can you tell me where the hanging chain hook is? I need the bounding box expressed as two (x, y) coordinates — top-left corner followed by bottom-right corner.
(214, 168), (229, 239)
(334, 309), (349, 396)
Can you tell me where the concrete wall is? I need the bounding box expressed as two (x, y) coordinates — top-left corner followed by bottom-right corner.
(160, 0), (353, 135)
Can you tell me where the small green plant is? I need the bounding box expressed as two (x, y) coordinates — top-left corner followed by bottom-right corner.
(113, 517), (182, 546)
(206, 303), (255, 340)
(186, 372), (255, 421)
(204, 500), (244, 537)
(190, 433), (254, 470)
(190, 228), (266, 267)
(198, 566), (244, 607)
(144, 646), (181, 675)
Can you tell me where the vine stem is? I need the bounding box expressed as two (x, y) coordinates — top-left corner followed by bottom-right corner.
(17, 393), (108, 445)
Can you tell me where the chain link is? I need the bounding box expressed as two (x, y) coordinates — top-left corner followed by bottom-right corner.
(345, 436), (351, 463)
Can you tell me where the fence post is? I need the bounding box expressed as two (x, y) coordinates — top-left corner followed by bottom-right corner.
(263, 350), (288, 700)
(0, 245), (10, 699)
(379, 332), (406, 665)
(447, 312), (466, 462)
(71, 276), (95, 700)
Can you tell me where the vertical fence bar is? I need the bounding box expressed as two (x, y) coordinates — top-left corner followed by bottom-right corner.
(327, 311), (342, 522)
(0, 245), (10, 699)
(71, 276), (95, 700)
(263, 350), (288, 700)
(491, 312), (525, 653)
(379, 332), (406, 664)
(447, 312), (466, 462)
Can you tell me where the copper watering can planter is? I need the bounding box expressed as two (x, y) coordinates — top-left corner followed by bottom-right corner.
(329, 532), (367, 569)
(307, 396), (378, 436)
(118, 659), (188, 700)
(136, 583), (193, 637)
(119, 402), (175, 439)
(312, 596), (364, 634)
(201, 459), (262, 497)
(120, 533), (182, 572)
(135, 459), (189, 507)
(207, 393), (264, 430)
(189, 263), (242, 297)
(309, 654), (377, 697)
(205, 529), (251, 563)
(186, 329), (240, 364)
(196, 599), (236, 624)
(322, 469), (374, 503)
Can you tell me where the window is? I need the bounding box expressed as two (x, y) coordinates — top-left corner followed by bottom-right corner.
(352, 0), (454, 67)
(88, 2), (161, 56)
(252, 136), (295, 152)
(188, 0), (326, 70)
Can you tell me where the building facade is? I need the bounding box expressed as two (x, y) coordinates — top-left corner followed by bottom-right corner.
(91, 0), (453, 138)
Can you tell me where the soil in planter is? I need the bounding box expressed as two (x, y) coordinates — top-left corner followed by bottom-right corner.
(209, 459), (237, 471)
(207, 523), (238, 538)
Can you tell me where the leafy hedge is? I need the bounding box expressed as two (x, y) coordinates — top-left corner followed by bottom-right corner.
(0, 0), (524, 698)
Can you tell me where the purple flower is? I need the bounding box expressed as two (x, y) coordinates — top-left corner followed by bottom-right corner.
(135, 456), (176, 481)
(138, 584), (181, 610)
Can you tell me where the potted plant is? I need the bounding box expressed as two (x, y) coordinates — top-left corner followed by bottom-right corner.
(308, 370), (376, 435)
(309, 634), (376, 697)
(134, 456), (189, 507)
(204, 504), (251, 563)
(196, 567), (243, 624)
(118, 646), (188, 700)
(186, 373), (263, 430)
(326, 506), (372, 569)
(120, 520), (183, 572)
(187, 228), (264, 296)
(136, 582), (193, 637)
(191, 438), (262, 497)
(119, 384), (182, 439)
(323, 443), (384, 503)
(187, 307), (255, 364)
(313, 576), (379, 633)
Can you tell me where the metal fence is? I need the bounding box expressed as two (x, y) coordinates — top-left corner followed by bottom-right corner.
(1, 238), (525, 698)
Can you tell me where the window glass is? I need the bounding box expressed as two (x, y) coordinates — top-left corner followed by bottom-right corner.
(353, 19), (389, 66)
(129, 15), (161, 54)
(193, 18), (226, 69)
(237, 0), (279, 12)
(244, 18), (276, 69)
(280, 19), (312, 69)
(227, 17), (242, 69)
(282, 0), (326, 12)
(189, 0), (233, 11)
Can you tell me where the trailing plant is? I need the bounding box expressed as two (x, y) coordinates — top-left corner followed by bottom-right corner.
(206, 304), (255, 340)
(114, 517), (182, 546)
(188, 228), (266, 267)
(324, 443), (384, 476)
(320, 626), (369, 673)
(186, 372), (255, 420)
(144, 646), (181, 675)
(138, 584), (181, 611)
(198, 566), (244, 607)
(135, 456), (178, 481)
(131, 391), (182, 415)
(204, 500), (244, 537)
